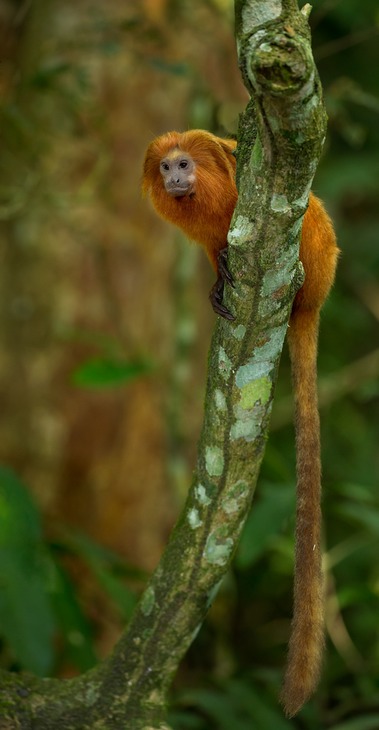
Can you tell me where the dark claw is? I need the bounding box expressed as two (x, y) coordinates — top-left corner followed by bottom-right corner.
(208, 246), (235, 321)
(217, 247), (235, 288)
(209, 275), (235, 322)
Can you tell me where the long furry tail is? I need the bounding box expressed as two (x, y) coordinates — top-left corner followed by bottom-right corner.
(280, 307), (325, 717)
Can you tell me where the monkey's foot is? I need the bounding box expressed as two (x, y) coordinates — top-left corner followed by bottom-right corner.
(217, 247), (235, 289)
(209, 276), (235, 321)
(209, 247), (235, 320)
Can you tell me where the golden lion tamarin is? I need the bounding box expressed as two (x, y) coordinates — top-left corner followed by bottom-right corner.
(142, 129), (339, 716)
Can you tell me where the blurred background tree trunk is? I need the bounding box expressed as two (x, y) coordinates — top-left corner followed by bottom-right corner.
(0, 0), (247, 656)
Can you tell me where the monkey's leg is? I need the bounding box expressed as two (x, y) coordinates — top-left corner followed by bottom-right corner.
(209, 248), (235, 321)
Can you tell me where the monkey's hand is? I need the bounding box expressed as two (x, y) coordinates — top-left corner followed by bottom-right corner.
(209, 247), (235, 321)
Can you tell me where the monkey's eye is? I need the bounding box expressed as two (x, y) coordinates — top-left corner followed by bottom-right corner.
(179, 160), (188, 169)
(160, 162), (170, 172)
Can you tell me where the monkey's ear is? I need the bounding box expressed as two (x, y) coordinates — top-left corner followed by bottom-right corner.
(218, 139), (237, 158)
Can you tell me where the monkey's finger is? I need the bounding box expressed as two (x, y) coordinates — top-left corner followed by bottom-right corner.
(209, 294), (235, 321)
(215, 303), (236, 321)
(217, 248), (235, 288)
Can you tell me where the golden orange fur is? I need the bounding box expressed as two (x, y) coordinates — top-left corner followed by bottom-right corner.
(143, 130), (339, 716)
(142, 130), (237, 269)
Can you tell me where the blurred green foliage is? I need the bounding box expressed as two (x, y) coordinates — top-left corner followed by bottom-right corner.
(0, 467), (55, 675)
(72, 357), (153, 388)
(0, 467), (142, 676)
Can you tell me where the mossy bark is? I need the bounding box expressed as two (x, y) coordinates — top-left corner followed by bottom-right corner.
(0, 0), (327, 727)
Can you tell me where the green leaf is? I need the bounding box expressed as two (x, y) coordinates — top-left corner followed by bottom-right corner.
(330, 716), (379, 730)
(0, 467), (41, 545)
(235, 483), (294, 569)
(61, 530), (146, 579)
(91, 567), (138, 620)
(49, 561), (97, 672)
(72, 357), (152, 388)
(168, 710), (205, 729)
(0, 467), (55, 675)
(60, 531), (140, 619)
(228, 680), (292, 729)
(179, 688), (248, 730)
(336, 502), (379, 535)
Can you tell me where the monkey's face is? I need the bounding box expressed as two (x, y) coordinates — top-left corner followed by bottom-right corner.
(159, 151), (196, 198)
